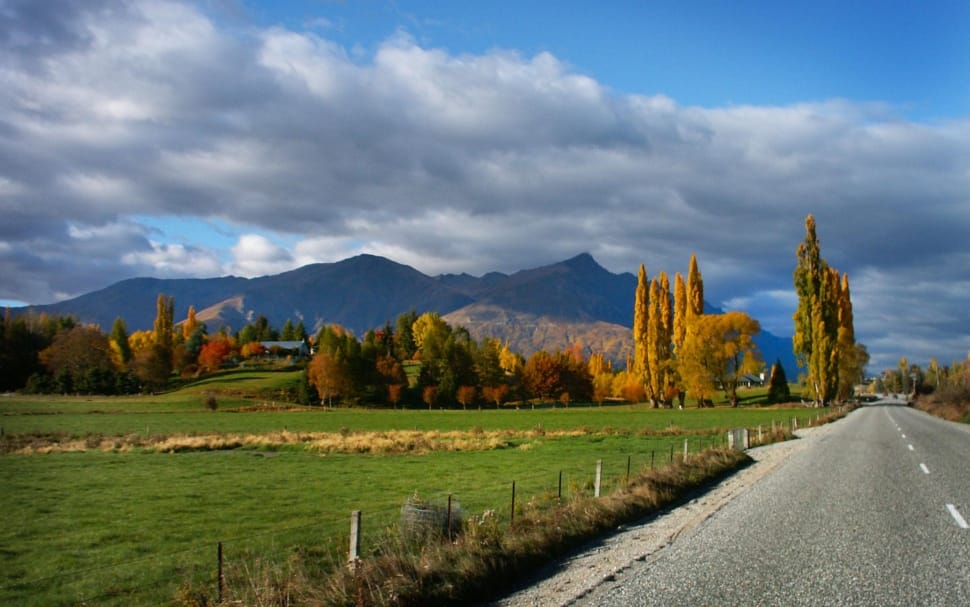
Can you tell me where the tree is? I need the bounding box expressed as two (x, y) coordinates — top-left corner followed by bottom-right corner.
(523, 350), (563, 401)
(182, 306), (199, 340)
(152, 294), (175, 382)
(109, 316), (132, 369)
(679, 312), (761, 406)
(308, 351), (349, 407)
(280, 319), (296, 341)
(456, 385), (477, 410)
(39, 325), (117, 394)
(632, 264), (650, 402)
(482, 383), (510, 408)
(198, 338), (233, 372)
(766, 358), (791, 404)
(793, 215), (841, 406)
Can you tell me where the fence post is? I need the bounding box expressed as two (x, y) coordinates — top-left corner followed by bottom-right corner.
(683, 438), (689, 461)
(349, 510), (362, 570)
(594, 460), (602, 498)
(510, 481), (516, 525)
(447, 494), (453, 541)
(558, 470), (563, 503)
(217, 542), (224, 603)
(626, 455), (631, 483)
(758, 425), (763, 445)
(669, 444), (674, 463)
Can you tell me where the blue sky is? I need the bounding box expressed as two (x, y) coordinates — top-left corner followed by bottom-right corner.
(1, 0), (969, 371)
(242, 0), (969, 119)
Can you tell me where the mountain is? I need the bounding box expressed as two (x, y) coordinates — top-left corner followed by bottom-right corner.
(17, 253), (797, 374)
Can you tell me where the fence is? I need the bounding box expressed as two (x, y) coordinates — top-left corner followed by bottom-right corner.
(2, 412), (838, 605)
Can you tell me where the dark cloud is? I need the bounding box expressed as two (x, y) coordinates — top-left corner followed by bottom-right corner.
(1, 0), (968, 371)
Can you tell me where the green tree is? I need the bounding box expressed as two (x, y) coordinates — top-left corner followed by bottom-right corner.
(281, 319), (296, 341)
(767, 358), (791, 404)
(109, 316), (132, 369)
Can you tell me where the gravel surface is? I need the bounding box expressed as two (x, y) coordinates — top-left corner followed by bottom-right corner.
(492, 422), (836, 607)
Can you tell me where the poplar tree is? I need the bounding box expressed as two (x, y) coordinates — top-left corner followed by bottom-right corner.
(153, 294), (174, 353)
(793, 215), (846, 406)
(646, 277), (662, 405)
(646, 272), (673, 406)
(672, 273), (687, 351)
(633, 264), (650, 402)
(686, 254), (704, 320)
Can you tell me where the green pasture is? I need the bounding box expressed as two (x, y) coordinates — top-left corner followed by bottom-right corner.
(0, 370), (822, 606)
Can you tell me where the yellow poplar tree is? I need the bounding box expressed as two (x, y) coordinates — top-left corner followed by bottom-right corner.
(182, 305), (199, 340)
(632, 264), (650, 402)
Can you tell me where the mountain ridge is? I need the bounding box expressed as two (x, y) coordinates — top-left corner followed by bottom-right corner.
(15, 253), (796, 372)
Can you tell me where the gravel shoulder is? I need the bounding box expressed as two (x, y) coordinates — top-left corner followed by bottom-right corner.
(492, 422), (841, 607)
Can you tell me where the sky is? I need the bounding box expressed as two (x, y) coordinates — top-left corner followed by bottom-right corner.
(1, 0), (969, 372)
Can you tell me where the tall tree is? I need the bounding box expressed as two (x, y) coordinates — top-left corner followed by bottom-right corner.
(182, 306), (198, 340)
(792, 215), (843, 405)
(150, 294), (174, 385)
(836, 273), (862, 401)
(109, 316), (132, 369)
(686, 254), (704, 320)
(632, 264), (650, 403)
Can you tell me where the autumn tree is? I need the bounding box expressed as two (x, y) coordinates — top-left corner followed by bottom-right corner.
(39, 325), (117, 394)
(482, 383), (510, 408)
(182, 306), (199, 340)
(198, 337), (233, 372)
(456, 385), (477, 410)
(793, 215), (858, 405)
(632, 264), (650, 403)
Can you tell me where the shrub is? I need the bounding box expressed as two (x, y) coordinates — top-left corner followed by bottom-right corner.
(202, 393), (218, 411)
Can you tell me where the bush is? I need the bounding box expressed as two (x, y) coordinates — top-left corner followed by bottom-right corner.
(202, 393), (218, 411)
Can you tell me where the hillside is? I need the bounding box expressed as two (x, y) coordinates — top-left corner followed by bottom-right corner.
(17, 253), (797, 373)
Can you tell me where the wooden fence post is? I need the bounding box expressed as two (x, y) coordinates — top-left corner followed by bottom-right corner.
(447, 494), (453, 541)
(558, 470), (563, 502)
(683, 438), (689, 461)
(626, 455), (631, 483)
(594, 460), (602, 497)
(217, 542), (224, 603)
(349, 510), (362, 570)
(510, 481), (516, 525)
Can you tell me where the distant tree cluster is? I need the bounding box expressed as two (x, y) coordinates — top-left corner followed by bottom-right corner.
(1, 294), (315, 396)
(304, 311), (590, 408)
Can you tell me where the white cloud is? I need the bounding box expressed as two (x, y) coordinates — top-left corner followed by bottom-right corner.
(227, 234), (297, 277)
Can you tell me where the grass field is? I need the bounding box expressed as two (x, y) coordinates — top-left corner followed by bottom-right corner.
(0, 370), (825, 606)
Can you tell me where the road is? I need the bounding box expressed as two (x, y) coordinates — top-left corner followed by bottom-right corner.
(573, 401), (970, 606)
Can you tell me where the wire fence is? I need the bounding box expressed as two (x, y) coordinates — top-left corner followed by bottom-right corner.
(2, 413), (837, 606)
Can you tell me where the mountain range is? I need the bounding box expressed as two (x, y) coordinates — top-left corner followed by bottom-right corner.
(17, 253), (797, 373)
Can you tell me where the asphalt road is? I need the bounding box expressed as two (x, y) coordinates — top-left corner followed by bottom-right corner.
(575, 402), (970, 606)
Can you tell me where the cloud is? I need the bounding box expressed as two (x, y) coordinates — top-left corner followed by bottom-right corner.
(0, 0), (968, 370)
(227, 234), (296, 277)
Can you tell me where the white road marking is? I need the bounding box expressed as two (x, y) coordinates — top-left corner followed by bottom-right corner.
(919, 463), (930, 474)
(946, 504), (969, 529)
(907, 444), (914, 451)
